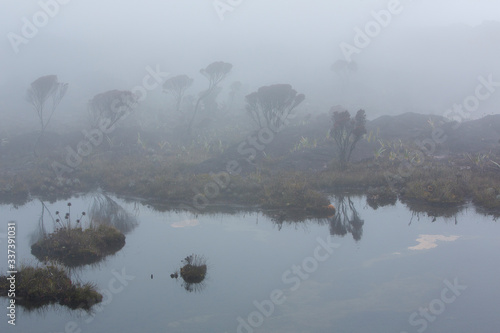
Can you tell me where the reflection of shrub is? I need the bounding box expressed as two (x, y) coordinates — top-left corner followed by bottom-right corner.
(31, 225), (125, 267)
(366, 186), (397, 209)
(179, 254), (207, 284)
(0, 264), (101, 310)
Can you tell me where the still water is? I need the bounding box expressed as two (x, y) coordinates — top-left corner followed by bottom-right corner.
(1, 194), (499, 333)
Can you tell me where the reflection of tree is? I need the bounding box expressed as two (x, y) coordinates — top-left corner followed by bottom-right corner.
(88, 194), (138, 234)
(402, 198), (463, 224)
(328, 196), (364, 241)
(29, 200), (54, 245)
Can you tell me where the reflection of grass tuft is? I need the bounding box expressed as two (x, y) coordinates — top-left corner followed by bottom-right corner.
(0, 264), (102, 310)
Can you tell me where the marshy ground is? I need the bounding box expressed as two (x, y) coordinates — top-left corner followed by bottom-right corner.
(1, 112), (499, 219)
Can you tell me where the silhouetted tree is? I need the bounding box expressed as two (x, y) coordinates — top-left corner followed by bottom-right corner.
(330, 108), (366, 170)
(88, 90), (137, 130)
(26, 75), (68, 154)
(26, 75), (68, 134)
(188, 61), (232, 133)
(162, 74), (193, 113)
(245, 84), (305, 130)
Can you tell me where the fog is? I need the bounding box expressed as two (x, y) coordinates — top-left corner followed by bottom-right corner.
(1, 0), (500, 133)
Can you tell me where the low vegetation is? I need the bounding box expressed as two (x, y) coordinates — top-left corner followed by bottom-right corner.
(1, 112), (499, 218)
(179, 254), (207, 284)
(0, 264), (102, 310)
(31, 224), (125, 267)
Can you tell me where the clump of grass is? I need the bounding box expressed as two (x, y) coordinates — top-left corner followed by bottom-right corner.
(31, 202), (126, 267)
(0, 264), (102, 310)
(179, 254), (207, 284)
(31, 225), (125, 267)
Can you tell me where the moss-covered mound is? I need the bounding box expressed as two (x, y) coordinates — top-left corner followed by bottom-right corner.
(0, 264), (102, 310)
(31, 225), (125, 267)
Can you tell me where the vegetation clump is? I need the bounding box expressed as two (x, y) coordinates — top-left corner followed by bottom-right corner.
(31, 202), (125, 267)
(31, 225), (125, 267)
(179, 254), (207, 284)
(0, 264), (102, 310)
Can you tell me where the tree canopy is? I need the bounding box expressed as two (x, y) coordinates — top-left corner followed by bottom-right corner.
(163, 74), (193, 112)
(188, 61), (232, 133)
(88, 90), (137, 129)
(26, 75), (68, 133)
(330, 108), (367, 170)
(245, 84), (305, 130)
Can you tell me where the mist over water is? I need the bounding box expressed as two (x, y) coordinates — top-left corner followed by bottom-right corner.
(1, 1), (500, 332)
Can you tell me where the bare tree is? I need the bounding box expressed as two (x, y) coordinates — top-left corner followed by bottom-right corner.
(245, 84), (305, 130)
(330, 108), (366, 170)
(26, 75), (68, 133)
(88, 90), (137, 130)
(188, 61), (232, 133)
(163, 74), (193, 113)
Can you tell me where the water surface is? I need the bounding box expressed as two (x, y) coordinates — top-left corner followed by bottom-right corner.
(0, 194), (499, 333)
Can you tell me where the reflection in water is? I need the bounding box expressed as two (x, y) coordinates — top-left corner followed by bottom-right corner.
(404, 199), (464, 222)
(328, 196), (364, 241)
(88, 193), (138, 234)
(29, 200), (54, 245)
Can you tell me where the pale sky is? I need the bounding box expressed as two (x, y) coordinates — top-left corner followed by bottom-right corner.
(1, 0), (499, 127)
